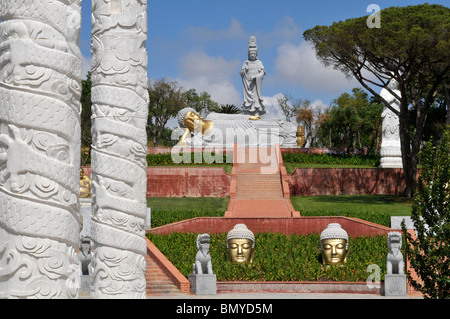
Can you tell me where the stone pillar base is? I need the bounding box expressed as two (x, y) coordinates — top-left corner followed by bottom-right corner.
(384, 274), (407, 296)
(188, 274), (217, 295)
(80, 275), (91, 293)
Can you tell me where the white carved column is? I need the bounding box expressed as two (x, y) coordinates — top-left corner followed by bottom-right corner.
(90, 0), (149, 298)
(0, 0), (82, 298)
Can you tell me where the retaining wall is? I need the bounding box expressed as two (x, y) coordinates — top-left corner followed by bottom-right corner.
(287, 168), (406, 196)
(82, 166), (407, 197)
(146, 167), (231, 197)
(148, 216), (392, 237)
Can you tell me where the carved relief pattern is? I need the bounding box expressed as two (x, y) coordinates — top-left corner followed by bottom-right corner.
(90, 0), (149, 298)
(0, 0), (82, 298)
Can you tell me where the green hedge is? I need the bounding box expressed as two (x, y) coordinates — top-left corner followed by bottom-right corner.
(151, 209), (224, 228)
(147, 153), (231, 166)
(147, 152), (381, 166)
(282, 153), (380, 166)
(147, 232), (390, 282)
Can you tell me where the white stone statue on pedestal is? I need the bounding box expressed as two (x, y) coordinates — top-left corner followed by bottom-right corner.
(384, 232), (407, 296)
(240, 36), (266, 116)
(380, 78), (403, 168)
(188, 234), (216, 295)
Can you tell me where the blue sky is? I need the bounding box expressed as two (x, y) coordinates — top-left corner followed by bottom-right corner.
(80, 0), (449, 126)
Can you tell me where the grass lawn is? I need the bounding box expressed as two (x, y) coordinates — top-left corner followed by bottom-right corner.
(146, 195), (411, 228)
(290, 195), (413, 216)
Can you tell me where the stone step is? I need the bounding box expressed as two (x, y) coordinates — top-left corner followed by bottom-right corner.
(237, 181), (282, 187)
(229, 199), (294, 217)
(236, 194), (283, 200)
(146, 288), (180, 294)
(236, 189), (283, 195)
(237, 182), (282, 188)
(145, 253), (182, 295)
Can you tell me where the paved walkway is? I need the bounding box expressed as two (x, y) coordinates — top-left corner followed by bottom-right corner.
(145, 292), (421, 299)
(79, 291), (421, 299)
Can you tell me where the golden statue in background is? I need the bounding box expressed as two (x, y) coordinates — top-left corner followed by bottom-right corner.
(226, 224), (255, 264)
(296, 126), (305, 147)
(80, 168), (92, 198)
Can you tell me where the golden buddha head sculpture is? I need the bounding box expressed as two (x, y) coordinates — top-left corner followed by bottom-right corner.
(226, 224), (255, 264)
(177, 107), (203, 132)
(320, 223), (349, 266)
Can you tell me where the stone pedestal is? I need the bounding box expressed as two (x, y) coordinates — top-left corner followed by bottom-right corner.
(80, 275), (91, 293)
(380, 156), (403, 168)
(384, 274), (407, 296)
(188, 274), (217, 295)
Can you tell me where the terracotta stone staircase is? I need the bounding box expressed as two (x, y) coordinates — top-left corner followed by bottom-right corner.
(145, 254), (181, 295)
(145, 239), (190, 296)
(225, 144), (300, 217)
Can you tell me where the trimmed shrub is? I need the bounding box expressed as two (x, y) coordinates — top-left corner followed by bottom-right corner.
(147, 232), (390, 282)
(151, 209), (224, 228)
(282, 153), (380, 166)
(147, 153), (230, 166)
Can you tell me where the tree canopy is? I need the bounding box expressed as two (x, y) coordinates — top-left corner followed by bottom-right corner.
(304, 4), (450, 197)
(318, 88), (383, 153)
(147, 78), (186, 147)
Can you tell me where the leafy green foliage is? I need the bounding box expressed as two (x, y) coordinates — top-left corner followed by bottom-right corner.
(185, 88), (219, 116)
(282, 152), (380, 166)
(150, 209), (224, 229)
(317, 88), (383, 154)
(304, 4), (450, 198)
(148, 232), (389, 282)
(402, 128), (450, 299)
(80, 72), (92, 165)
(147, 152), (380, 167)
(216, 104), (242, 114)
(147, 152), (231, 166)
(147, 79), (187, 147)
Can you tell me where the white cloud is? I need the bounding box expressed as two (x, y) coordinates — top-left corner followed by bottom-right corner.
(187, 18), (246, 42)
(258, 15), (302, 46)
(274, 42), (359, 94)
(177, 49), (242, 106)
(261, 93), (288, 120)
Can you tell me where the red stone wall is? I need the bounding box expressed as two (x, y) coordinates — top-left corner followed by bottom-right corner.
(287, 168), (406, 196)
(148, 216), (392, 237)
(146, 167), (231, 197)
(82, 166), (408, 197)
